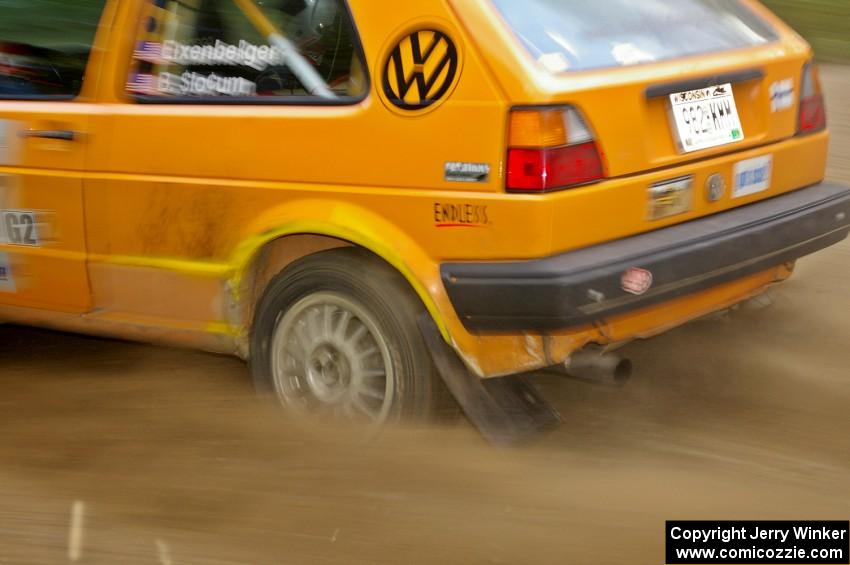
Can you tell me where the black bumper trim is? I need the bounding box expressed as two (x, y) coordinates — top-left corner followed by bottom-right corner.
(442, 183), (850, 332)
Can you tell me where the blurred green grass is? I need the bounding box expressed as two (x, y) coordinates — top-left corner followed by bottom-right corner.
(763, 0), (850, 63)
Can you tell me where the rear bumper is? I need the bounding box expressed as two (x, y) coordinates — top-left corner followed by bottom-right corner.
(442, 182), (850, 332)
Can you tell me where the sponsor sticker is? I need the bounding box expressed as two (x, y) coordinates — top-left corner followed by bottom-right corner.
(433, 202), (489, 228)
(0, 252), (15, 293)
(621, 267), (653, 296)
(733, 155), (773, 198)
(770, 79), (795, 112)
(445, 162), (490, 183)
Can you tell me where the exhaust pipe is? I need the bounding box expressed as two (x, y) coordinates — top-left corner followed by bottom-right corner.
(560, 350), (632, 386)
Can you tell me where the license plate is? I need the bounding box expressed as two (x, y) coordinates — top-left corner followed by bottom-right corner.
(669, 83), (744, 153)
(733, 155), (772, 198)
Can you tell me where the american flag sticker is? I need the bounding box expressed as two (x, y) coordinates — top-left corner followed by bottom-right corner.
(133, 41), (163, 63)
(127, 73), (156, 95)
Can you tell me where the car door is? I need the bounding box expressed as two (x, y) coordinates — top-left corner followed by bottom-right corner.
(81, 0), (373, 326)
(0, 0), (110, 312)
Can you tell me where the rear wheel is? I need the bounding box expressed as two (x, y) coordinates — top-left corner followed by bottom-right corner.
(250, 248), (450, 426)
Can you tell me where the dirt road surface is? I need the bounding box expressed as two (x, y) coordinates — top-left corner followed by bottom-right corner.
(2, 67), (850, 565)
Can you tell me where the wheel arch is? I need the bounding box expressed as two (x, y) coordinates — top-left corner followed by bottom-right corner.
(228, 203), (453, 353)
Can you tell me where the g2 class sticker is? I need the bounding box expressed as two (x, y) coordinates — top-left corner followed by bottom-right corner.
(769, 79), (794, 112)
(621, 267), (653, 296)
(382, 29), (460, 113)
(0, 210), (40, 247)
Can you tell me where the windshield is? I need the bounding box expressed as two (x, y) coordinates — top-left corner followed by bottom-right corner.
(490, 0), (779, 73)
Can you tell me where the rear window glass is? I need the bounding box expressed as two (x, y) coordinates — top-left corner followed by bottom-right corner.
(126, 0), (367, 104)
(490, 0), (779, 73)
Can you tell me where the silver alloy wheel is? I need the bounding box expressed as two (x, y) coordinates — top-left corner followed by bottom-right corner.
(270, 291), (395, 424)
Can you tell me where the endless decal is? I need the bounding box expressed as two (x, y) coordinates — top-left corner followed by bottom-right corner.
(434, 203), (489, 227)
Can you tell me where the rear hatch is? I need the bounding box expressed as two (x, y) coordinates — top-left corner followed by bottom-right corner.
(454, 0), (811, 178)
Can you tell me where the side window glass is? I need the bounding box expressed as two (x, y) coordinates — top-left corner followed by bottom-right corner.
(0, 0), (107, 99)
(127, 0), (368, 103)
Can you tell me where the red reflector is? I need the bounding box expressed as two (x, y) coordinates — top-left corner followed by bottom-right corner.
(799, 93), (826, 134)
(507, 142), (604, 192)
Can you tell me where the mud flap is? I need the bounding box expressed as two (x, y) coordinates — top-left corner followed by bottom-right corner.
(418, 315), (561, 447)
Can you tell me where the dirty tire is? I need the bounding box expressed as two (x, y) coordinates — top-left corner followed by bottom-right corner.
(251, 248), (454, 424)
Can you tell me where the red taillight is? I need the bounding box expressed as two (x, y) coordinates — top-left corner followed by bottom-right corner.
(507, 142), (604, 192)
(506, 106), (605, 193)
(799, 94), (826, 134)
(798, 63), (826, 134)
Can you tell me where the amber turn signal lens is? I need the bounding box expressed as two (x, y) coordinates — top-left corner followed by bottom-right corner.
(509, 109), (569, 148)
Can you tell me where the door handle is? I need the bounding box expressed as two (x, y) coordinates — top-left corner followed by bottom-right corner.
(19, 129), (77, 141)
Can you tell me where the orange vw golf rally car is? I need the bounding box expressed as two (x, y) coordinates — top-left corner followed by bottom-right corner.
(0, 0), (848, 441)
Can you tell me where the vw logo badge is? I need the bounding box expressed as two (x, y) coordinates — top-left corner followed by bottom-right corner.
(705, 173), (726, 202)
(382, 30), (460, 112)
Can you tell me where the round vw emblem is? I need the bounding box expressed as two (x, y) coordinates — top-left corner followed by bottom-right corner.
(705, 174), (726, 202)
(381, 29), (460, 112)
